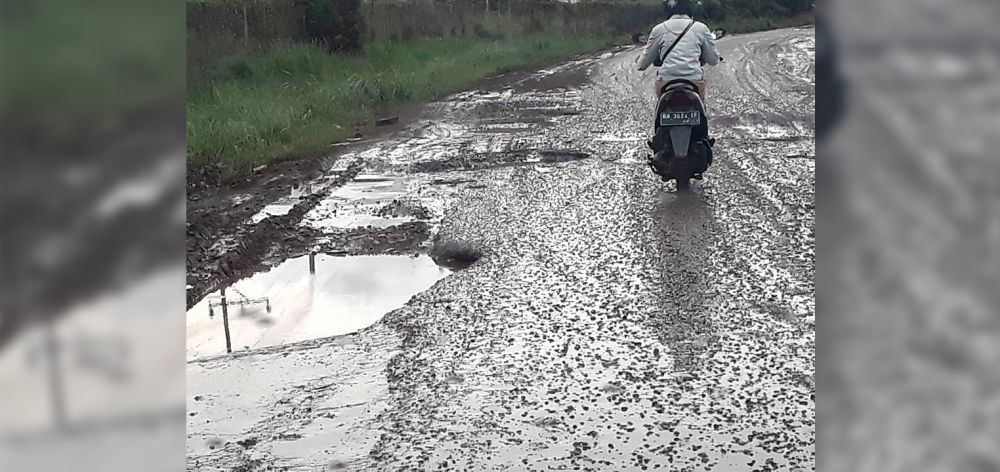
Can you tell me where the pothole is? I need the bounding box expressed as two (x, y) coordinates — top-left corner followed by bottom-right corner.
(249, 184), (315, 223)
(538, 149), (590, 162)
(430, 240), (483, 270)
(247, 166), (362, 224)
(410, 149), (589, 173)
(186, 253), (450, 360)
(303, 174), (436, 230)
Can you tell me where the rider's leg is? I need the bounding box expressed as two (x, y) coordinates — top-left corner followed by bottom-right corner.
(649, 79), (668, 151)
(695, 78), (711, 125)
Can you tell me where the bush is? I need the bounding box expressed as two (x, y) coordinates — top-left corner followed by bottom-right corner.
(300, 0), (364, 54)
(698, 0), (727, 21)
(712, 14), (813, 34)
(611, 3), (662, 34)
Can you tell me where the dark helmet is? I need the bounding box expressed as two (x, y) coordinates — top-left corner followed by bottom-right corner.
(664, 0), (695, 17)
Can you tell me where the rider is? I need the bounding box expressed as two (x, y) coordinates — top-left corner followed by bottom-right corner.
(637, 0), (720, 100)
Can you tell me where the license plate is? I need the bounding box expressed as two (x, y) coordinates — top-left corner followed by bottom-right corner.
(659, 111), (701, 126)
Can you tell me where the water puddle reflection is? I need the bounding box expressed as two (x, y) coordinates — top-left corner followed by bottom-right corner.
(250, 184), (315, 223)
(186, 254), (450, 360)
(303, 174), (434, 230)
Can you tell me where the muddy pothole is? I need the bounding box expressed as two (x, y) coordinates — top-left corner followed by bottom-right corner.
(411, 148), (590, 173)
(186, 253), (451, 360)
(430, 240), (483, 270)
(300, 174), (438, 230)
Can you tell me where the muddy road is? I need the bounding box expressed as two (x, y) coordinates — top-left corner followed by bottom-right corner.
(187, 27), (814, 471)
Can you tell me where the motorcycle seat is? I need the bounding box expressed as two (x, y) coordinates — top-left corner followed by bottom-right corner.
(660, 79), (700, 95)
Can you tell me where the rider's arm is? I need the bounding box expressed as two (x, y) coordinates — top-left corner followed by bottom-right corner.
(637, 28), (663, 71)
(699, 25), (720, 66)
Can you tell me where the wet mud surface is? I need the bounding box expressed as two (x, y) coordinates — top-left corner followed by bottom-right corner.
(187, 28), (814, 471)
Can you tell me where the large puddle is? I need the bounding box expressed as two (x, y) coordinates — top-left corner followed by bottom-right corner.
(186, 254), (449, 360)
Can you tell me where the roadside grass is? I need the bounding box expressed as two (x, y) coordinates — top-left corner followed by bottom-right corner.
(3, 0), (184, 143)
(187, 35), (617, 176)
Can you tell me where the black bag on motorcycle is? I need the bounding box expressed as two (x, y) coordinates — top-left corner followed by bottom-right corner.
(651, 129), (713, 174)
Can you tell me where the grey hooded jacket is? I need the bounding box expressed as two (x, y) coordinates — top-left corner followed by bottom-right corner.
(637, 15), (720, 81)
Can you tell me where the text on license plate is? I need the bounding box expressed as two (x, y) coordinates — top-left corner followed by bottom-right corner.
(660, 111), (701, 125)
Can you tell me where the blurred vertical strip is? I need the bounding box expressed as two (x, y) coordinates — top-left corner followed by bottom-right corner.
(0, 0), (186, 470)
(813, 0), (844, 144)
(819, 0), (1000, 470)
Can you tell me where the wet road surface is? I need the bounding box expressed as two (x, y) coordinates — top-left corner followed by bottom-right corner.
(187, 27), (814, 471)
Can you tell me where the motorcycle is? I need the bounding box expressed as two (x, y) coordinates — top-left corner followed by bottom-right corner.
(647, 77), (714, 190)
(635, 29), (726, 191)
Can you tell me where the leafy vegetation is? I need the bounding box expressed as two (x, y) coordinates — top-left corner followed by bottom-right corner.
(187, 35), (617, 175)
(711, 13), (813, 34)
(699, 0), (813, 21)
(3, 0), (184, 143)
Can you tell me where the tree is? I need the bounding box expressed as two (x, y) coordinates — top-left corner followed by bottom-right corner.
(299, 0), (364, 54)
(698, 0), (726, 21)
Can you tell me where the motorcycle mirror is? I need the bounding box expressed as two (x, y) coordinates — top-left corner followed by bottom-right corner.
(712, 29), (727, 39)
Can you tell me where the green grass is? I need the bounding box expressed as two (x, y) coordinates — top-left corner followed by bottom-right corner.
(2, 0), (184, 143)
(187, 35), (617, 176)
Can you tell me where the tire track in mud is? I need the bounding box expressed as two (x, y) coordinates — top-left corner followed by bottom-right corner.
(708, 28), (815, 300)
